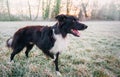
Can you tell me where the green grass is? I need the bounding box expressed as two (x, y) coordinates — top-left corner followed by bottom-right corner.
(0, 21), (120, 77)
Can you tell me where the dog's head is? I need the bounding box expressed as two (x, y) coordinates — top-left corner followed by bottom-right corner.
(55, 14), (88, 37)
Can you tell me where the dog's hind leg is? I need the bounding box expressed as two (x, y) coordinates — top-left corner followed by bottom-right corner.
(10, 46), (24, 61)
(25, 44), (34, 57)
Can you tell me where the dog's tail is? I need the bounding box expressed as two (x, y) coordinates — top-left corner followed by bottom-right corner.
(6, 37), (13, 48)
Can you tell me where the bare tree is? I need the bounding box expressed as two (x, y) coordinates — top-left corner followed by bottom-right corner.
(78, 9), (83, 20)
(66, 0), (72, 15)
(51, 0), (61, 18)
(91, 0), (99, 20)
(42, 0), (51, 19)
(33, 0), (41, 20)
(6, 0), (11, 20)
(28, 0), (32, 20)
(42, 0), (45, 19)
(0, 0), (4, 12)
(54, 0), (61, 16)
(73, 7), (78, 15)
(78, 0), (89, 20)
(81, 2), (88, 18)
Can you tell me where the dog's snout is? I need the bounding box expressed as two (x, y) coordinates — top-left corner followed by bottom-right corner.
(84, 25), (88, 29)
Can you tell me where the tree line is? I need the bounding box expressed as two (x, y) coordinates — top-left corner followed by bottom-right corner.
(0, 0), (120, 21)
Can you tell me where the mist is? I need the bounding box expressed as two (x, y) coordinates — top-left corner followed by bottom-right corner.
(0, 0), (120, 21)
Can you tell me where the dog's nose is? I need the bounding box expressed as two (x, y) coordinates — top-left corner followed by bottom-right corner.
(84, 25), (88, 29)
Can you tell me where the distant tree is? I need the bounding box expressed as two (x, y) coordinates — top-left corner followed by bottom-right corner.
(66, 0), (72, 15)
(78, 9), (83, 20)
(73, 7), (78, 15)
(0, 0), (5, 13)
(28, 0), (32, 20)
(81, 1), (88, 18)
(78, 0), (89, 20)
(54, 0), (61, 15)
(42, 0), (45, 19)
(90, 0), (99, 20)
(43, 0), (51, 20)
(97, 0), (120, 20)
(108, 1), (120, 20)
(33, 0), (41, 20)
(51, 0), (61, 18)
(6, 0), (11, 20)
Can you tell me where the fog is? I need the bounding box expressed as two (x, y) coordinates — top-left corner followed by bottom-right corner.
(0, 0), (120, 21)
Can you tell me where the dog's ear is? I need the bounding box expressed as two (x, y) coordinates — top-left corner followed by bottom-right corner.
(72, 16), (79, 21)
(55, 14), (67, 22)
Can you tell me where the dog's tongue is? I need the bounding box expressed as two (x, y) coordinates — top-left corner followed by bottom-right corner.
(72, 29), (80, 36)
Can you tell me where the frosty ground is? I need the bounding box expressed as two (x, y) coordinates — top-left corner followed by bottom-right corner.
(0, 21), (120, 77)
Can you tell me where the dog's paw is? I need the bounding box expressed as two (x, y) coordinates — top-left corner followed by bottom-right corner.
(52, 55), (56, 62)
(7, 60), (14, 65)
(56, 71), (62, 76)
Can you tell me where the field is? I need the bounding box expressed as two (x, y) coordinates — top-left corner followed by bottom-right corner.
(0, 21), (120, 77)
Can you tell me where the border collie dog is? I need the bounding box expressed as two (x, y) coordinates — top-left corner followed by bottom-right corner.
(7, 14), (87, 75)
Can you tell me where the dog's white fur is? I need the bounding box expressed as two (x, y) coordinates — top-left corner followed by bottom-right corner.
(7, 38), (13, 47)
(50, 29), (67, 55)
(56, 71), (62, 76)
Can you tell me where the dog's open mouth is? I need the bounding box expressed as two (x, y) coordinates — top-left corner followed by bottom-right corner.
(71, 29), (80, 37)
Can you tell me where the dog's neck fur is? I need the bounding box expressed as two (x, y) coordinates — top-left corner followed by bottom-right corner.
(52, 23), (67, 38)
(50, 26), (67, 54)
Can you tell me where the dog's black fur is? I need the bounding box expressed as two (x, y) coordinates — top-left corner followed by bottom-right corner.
(6, 14), (87, 75)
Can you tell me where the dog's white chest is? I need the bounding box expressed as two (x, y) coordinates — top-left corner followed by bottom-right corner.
(50, 34), (67, 54)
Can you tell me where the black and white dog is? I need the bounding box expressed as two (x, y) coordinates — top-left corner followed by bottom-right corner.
(7, 14), (87, 75)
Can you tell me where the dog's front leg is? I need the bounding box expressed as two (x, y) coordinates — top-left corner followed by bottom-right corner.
(54, 52), (61, 76)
